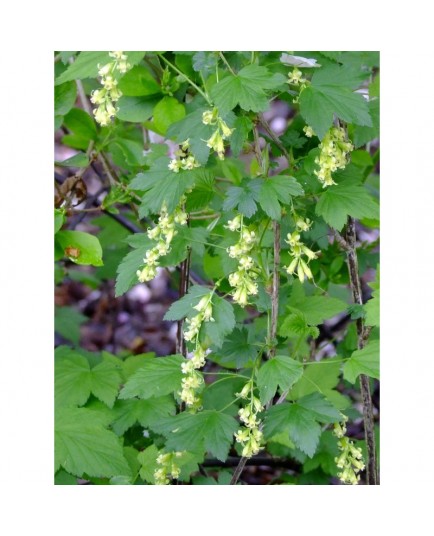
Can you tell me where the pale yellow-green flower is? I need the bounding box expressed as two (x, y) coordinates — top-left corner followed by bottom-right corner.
(234, 380), (264, 458)
(91, 51), (131, 126)
(202, 108), (234, 160)
(136, 202), (188, 283)
(333, 418), (366, 485)
(283, 221), (318, 283)
(314, 126), (354, 188)
(226, 216), (259, 307)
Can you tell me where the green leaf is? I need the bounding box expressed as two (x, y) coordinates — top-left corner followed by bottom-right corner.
(230, 116), (253, 156)
(119, 355), (185, 399)
(153, 410), (238, 461)
(131, 157), (196, 216)
(211, 65), (286, 113)
(295, 392), (341, 423)
(55, 470), (78, 485)
(56, 230), (103, 266)
(202, 376), (245, 415)
(55, 407), (131, 478)
(121, 353), (155, 380)
(55, 81), (77, 116)
(166, 108), (213, 165)
(55, 306), (87, 345)
(192, 51), (218, 77)
(264, 403), (321, 457)
(55, 51), (145, 85)
(117, 96), (159, 122)
(108, 139), (146, 168)
(315, 181), (379, 231)
(257, 355), (304, 404)
(259, 175), (304, 220)
(63, 108), (97, 140)
(343, 340), (379, 383)
(185, 170), (215, 212)
(223, 179), (262, 217)
(90, 360), (122, 408)
(153, 96), (186, 135)
(110, 397), (176, 435)
(310, 64), (369, 89)
(55, 351), (91, 407)
(278, 311), (319, 340)
(137, 445), (159, 483)
(54, 209), (65, 234)
(217, 327), (258, 368)
(352, 98), (380, 148)
(290, 358), (342, 400)
(163, 285), (211, 321)
(55, 153), (89, 168)
(288, 295), (348, 325)
(55, 52), (111, 84)
(55, 348), (122, 408)
(118, 65), (161, 96)
(204, 295), (236, 348)
(299, 68), (372, 139)
(114, 236), (153, 297)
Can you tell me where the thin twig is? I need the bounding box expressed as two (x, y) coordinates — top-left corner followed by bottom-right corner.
(177, 250), (191, 356)
(204, 456), (300, 470)
(252, 124), (263, 168)
(258, 115), (290, 163)
(344, 217), (378, 485)
(269, 221), (280, 359)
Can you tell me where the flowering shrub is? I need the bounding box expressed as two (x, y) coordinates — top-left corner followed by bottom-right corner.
(55, 51), (379, 485)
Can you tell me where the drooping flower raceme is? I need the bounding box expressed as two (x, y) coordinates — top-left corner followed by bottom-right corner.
(154, 451), (184, 485)
(136, 200), (188, 283)
(225, 215), (259, 307)
(91, 51), (131, 126)
(333, 417), (365, 485)
(284, 216), (318, 283)
(202, 108), (234, 160)
(179, 292), (215, 409)
(234, 380), (264, 458)
(168, 139), (201, 173)
(304, 125), (354, 187)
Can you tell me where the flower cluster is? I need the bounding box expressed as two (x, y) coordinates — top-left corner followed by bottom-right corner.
(168, 140), (201, 173)
(234, 381), (264, 458)
(91, 51), (130, 126)
(225, 215), (258, 307)
(202, 108), (234, 160)
(179, 293), (215, 408)
(333, 418), (365, 485)
(136, 201), (188, 283)
(284, 217), (318, 283)
(286, 67), (308, 103)
(311, 126), (354, 187)
(303, 125), (315, 138)
(154, 451), (183, 485)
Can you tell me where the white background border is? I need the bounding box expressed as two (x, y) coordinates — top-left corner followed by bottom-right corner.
(1, 1), (433, 533)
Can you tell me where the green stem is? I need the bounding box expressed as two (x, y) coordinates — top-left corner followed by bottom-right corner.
(219, 52), (236, 76)
(157, 54), (211, 105)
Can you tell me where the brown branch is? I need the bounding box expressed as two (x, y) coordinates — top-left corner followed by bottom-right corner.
(203, 456), (300, 470)
(176, 250), (191, 356)
(345, 217), (378, 485)
(269, 221), (280, 359)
